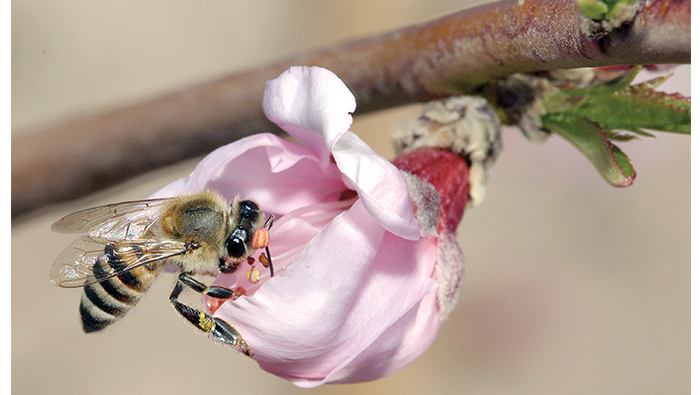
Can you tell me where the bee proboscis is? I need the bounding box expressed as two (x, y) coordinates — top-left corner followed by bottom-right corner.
(50, 190), (274, 356)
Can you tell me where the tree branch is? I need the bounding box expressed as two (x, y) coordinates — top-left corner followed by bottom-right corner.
(12, 0), (690, 218)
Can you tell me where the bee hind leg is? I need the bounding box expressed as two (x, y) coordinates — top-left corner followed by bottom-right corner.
(169, 277), (251, 356)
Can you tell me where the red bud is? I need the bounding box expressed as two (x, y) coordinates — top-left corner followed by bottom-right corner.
(393, 148), (470, 234)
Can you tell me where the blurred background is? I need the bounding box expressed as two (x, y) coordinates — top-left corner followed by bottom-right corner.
(12, 0), (689, 394)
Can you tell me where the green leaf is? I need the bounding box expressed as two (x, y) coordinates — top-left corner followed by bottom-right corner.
(542, 114), (636, 187)
(577, 0), (637, 21)
(549, 68), (691, 135)
(567, 86), (690, 135)
(510, 67), (689, 187)
(542, 67), (640, 114)
(578, 0), (608, 20)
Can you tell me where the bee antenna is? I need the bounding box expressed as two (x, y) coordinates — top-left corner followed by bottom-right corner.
(266, 245), (274, 277)
(264, 214), (275, 230)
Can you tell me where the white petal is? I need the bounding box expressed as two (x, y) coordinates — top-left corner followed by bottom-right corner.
(333, 131), (421, 240)
(262, 66), (356, 169)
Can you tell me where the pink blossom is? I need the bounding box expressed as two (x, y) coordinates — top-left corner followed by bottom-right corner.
(152, 66), (464, 387)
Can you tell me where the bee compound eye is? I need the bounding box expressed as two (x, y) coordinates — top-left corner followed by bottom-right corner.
(226, 236), (247, 259)
(239, 200), (259, 219)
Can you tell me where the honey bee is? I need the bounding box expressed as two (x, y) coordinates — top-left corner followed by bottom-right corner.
(50, 190), (274, 356)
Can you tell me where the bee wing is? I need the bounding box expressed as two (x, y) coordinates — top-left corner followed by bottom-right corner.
(51, 198), (174, 235)
(50, 236), (188, 288)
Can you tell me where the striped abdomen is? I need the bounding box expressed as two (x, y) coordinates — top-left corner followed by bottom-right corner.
(80, 245), (163, 333)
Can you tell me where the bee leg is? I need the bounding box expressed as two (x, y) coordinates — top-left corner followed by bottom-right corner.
(169, 279), (251, 356)
(177, 272), (242, 299)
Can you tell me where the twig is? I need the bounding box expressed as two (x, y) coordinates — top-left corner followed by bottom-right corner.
(11, 0), (690, 218)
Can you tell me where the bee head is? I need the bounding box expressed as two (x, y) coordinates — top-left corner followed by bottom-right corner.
(223, 200), (260, 261)
(222, 198), (273, 277)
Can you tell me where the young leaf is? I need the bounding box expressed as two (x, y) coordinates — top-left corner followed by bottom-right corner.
(577, 0), (638, 22)
(542, 114), (636, 187)
(563, 83), (690, 135)
(553, 68), (690, 135)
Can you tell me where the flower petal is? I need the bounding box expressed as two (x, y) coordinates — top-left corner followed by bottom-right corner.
(262, 66), (356, 169)
(212, 202), (439, 386)
(261, 66), (419, 239)
(322, 287), (440, 385)
(151, 134), (348, 215)
(333, 131), (421, 240)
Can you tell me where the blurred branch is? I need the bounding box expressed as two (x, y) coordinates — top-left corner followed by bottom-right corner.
(12, 0), (689, 218)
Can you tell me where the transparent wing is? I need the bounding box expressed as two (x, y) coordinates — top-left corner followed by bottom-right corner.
(50, 236), (188, 288)
(51, 198), (174, 236)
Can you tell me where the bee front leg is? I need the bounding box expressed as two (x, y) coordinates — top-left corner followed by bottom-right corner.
(169, 276), (251, 356)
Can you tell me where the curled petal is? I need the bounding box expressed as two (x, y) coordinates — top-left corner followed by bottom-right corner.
(262, 66), (356, 169)
(333, 132), (420, 240)
(262, 66), (419, 239)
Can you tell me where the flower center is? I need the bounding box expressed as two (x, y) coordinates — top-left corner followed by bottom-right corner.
(206, 192), (358, 314)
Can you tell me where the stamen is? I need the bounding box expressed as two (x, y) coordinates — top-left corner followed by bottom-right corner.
(246, 267), (260, 284)
(251, 228), (270, 249)
(259, 253), (269, 268)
